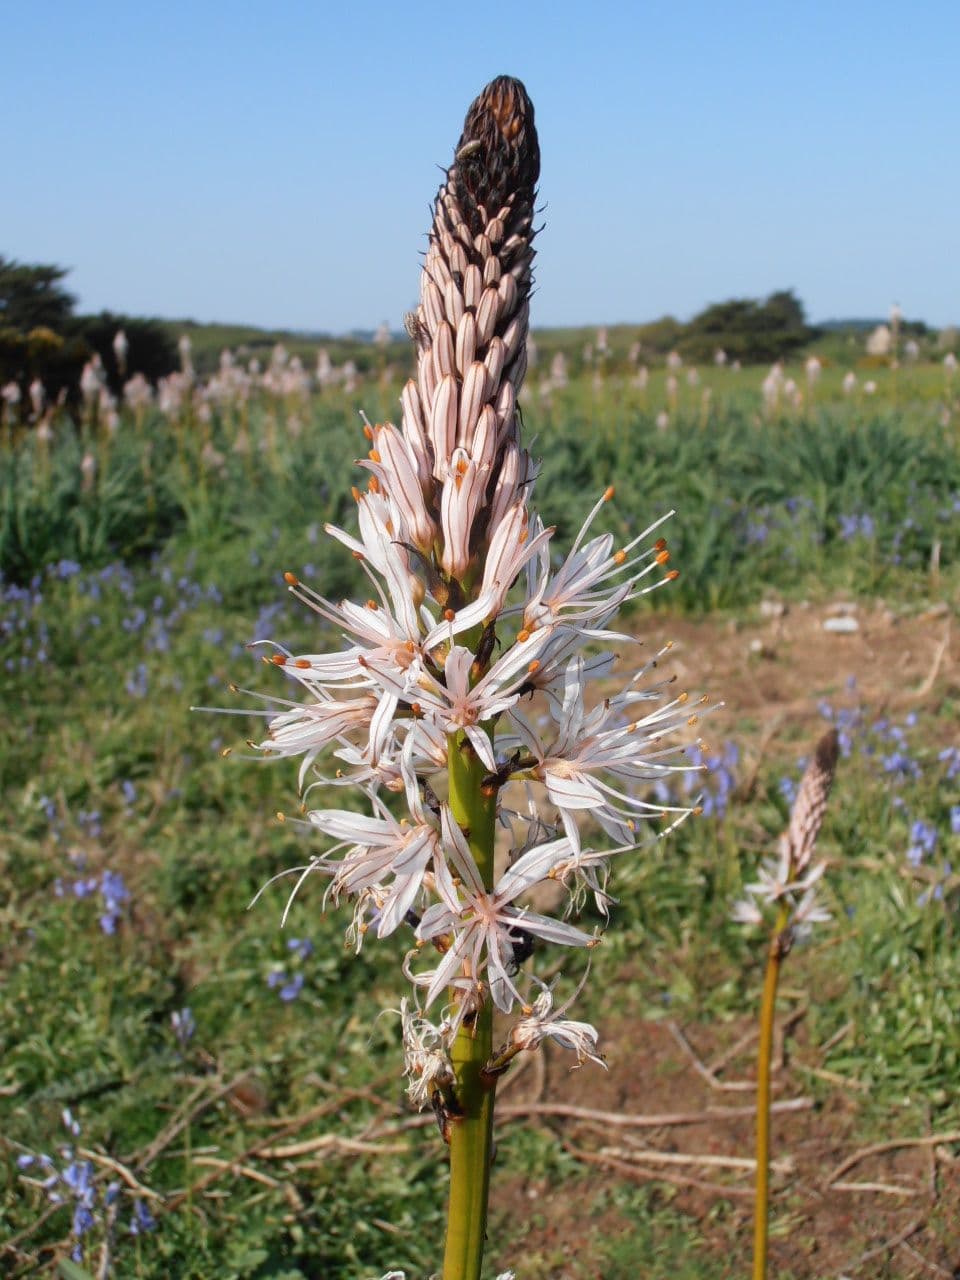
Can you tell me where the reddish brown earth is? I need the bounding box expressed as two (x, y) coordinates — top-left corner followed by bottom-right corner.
(486, 599), (959, 1279)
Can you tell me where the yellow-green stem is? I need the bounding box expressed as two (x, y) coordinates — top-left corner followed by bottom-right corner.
(442, 731), (498, 1280)
(753, 906), (789, 1280)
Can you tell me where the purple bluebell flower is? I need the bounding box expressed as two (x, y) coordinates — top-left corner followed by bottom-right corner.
(951, 806), (960, 835)
(125, 664), (149, 698)
(883, 750), (921, 782)
(130, 1198), (157, 1235)
(778, 776), (798, 806)
(287, 937), (314, 960)
(98, 869), (130, 934)
(745, 520), (769, 545)
(280, 972), (305, 1002)
(906, 818), (938, 867)
(685, 741), (739, 818)
(122, 607), (147, 633)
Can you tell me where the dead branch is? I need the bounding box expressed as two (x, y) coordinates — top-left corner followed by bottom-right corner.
(851, 1219), (923, 1270)
(258, 1134), (408, 1159)
(827, 1132), (960, 1184)
(78, 1147), (164, 1202)
(667, 1021), (754, 1091)
(599, 1143), (793, 1175)
(563, 1141), (754, 1199)
(832, 1180), (923, 1197)
(496, 1097), (813, 1128)
(898, 1240), (954, 1278)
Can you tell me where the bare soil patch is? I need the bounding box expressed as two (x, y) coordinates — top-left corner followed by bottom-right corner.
(489, 601), (959, 1279)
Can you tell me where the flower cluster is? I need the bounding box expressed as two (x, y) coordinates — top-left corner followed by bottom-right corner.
(16, 1109), (156, 1264)
(222, 77), (709, 1096)
(54, 864), (131, 935)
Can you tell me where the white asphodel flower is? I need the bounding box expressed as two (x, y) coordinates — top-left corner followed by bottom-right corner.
(732, 848), (829, 929)
(523, 491), (677, 629)
(398, 998), (455, 1108)
(733, 729), (837, 939)
(414, 835), (598, 1013)
(505, 654), (710, 851)
(511, 978), (604, 1067)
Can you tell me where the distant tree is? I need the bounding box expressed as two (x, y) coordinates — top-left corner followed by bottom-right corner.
(69, 311), (178, 390)
(633, 315), (685, 355)
(679, 289), (815, 364)
(0, 255), (76, 333)
(0, 256), (179, 411)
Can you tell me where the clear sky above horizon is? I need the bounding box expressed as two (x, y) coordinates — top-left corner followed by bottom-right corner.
(3, 0), (958, 333)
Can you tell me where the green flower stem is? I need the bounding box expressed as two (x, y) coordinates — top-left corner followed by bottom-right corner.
(753, 906), (790, 1280)
(442, 730), (498, 1280)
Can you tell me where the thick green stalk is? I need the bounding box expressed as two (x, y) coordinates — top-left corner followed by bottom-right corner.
(752, 906), (790, 1280)
(442, 731), (498, 1280)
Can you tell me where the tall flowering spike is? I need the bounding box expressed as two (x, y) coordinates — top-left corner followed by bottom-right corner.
(213, 75), (709, 1278)
(780, 728), (839, 873)
(404, 76), (540, 532)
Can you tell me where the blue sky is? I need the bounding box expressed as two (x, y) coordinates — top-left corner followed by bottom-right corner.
(3, 1), (958, 331)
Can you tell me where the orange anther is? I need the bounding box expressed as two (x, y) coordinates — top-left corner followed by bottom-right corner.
(351, 486), (361, 502)
(362, 424), (373, 440)
(444, 608), (456, 621)
(220, 747), (232, 758)
(613, 549), (627, 565)
(603, 485), (615, 501)
(295, 659), (311, 669)
(666, 568), (680, 580)
(270, 654), (287, 665)
(368, 476), (380, 494)
(656, 549), (670, 565)
(677, 691), (689, 704)
(527, 660), (541, 674)
(516, 629), (530, 644)
(368, 448), (381, 463)
(410, 702), (423, 718)
(283, 571), (299, 586)
(276, 811), (286, 822)
(352, 550), (364, 560)
(654, 537), (667, 551)
(687, 715), (699, 726)
(366, 599), (378, 610)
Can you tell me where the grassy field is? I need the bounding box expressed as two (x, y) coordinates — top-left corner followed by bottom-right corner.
(2, 356), (959, 1277)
